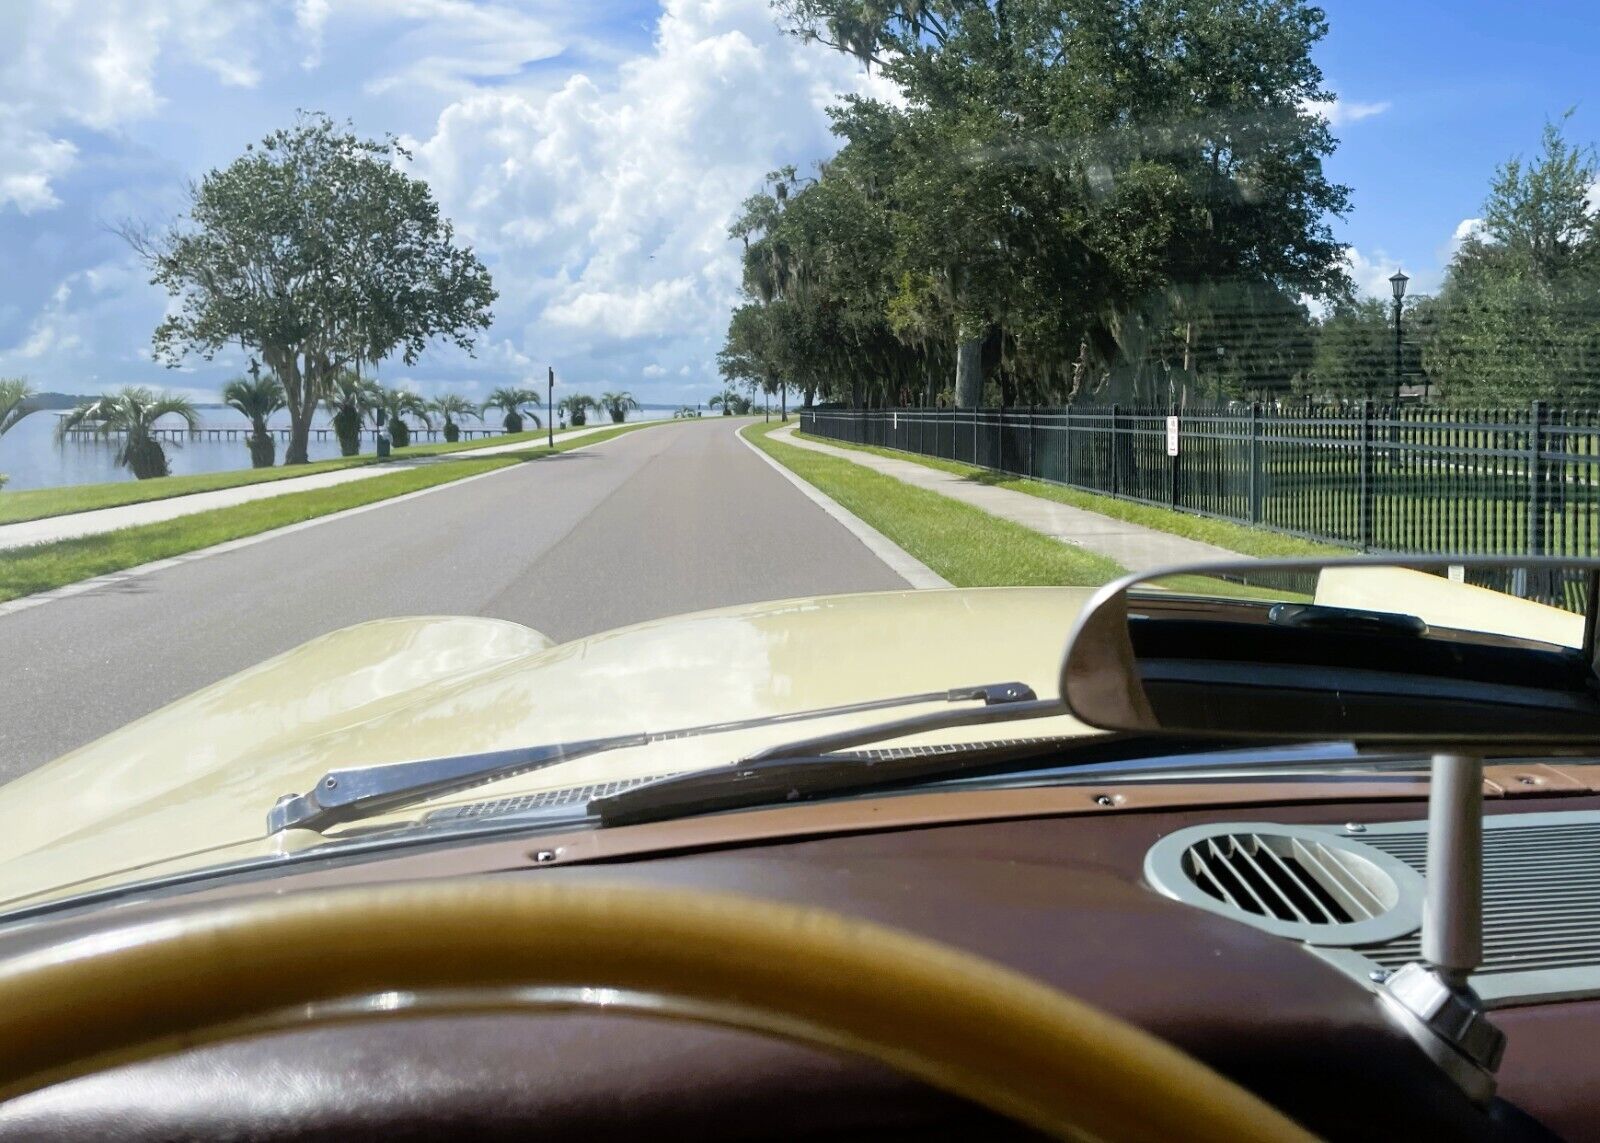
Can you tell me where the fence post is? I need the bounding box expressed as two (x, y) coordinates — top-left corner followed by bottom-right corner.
(1359, 400), (1374, 550)
(1027, 406), (1035, 478)
(1110, 403), (1121, 496)
(1169, 402), (1181, 509)
(1248, 401), (1263, 525)
(1529, 399), (1548, 558)
(972, 407), (980, 466)
(998, 405), (1005, 473)
(1063, 405), (1071, 485)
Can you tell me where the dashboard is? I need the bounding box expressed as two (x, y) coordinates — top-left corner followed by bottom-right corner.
(0, 779), (1594, 1140)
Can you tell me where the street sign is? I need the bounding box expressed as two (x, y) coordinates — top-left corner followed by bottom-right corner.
(1165, 415), (1180, 457)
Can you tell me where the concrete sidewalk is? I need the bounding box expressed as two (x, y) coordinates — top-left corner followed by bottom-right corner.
(0, 423), (624, 552)
(772, 425), (1241, 572)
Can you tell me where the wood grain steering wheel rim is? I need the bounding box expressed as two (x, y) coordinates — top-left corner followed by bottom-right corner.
(0, 881), (1315, 1142)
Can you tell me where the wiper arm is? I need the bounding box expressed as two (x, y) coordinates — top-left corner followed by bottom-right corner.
(267, 680), (1040, 834)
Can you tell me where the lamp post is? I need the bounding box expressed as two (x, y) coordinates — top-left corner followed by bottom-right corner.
(1390, 269), (1409, 408)
(547, 366), (554, 448)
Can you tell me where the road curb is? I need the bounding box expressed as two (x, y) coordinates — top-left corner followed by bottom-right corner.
(739, 423), (951, 590)
(0, 427), (656, 620)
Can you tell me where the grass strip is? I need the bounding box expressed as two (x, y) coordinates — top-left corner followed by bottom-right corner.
(744, 421), (1124, 587)
(0, 423), (650, 603)
(792, 430), (1352, 559)
(0, 423), (608, 526)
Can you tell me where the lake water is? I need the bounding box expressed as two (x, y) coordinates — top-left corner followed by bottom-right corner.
(0, 406), (675, 492)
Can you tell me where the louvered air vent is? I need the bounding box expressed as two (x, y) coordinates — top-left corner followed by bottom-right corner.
(1145, 823), (1426, 945)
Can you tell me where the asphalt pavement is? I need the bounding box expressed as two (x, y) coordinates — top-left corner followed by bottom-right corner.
(0, 418), (908, 779)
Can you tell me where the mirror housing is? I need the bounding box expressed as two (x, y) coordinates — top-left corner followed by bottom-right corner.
(1059, 556), (1600, 747)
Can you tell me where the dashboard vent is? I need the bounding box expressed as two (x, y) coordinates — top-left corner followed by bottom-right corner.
(1358, 817), (1600, 979)
(1185, 832), (1389, 925)
(1152, 812), (1600, 1008)
(1146, 823), (1426, 945)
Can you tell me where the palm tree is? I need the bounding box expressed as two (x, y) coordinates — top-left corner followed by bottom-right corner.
(0, 378), (37, 490)
(708, 387), (750, 415)
(429, 393), (479, 443)
(599, 390), (641, 424)
(222, 372), (286, 468)
(557, 393), (598, 427)
(56, 387), (200, 480)
(374, 387), (431, 448)
(323, 371), (380, 457)
(483, 386), (541, 435)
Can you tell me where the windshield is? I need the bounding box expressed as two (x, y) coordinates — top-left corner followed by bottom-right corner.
(1, 0), (1598, 911)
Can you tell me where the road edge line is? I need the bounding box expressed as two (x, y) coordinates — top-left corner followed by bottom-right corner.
(738, 423), (951, 590)
(0, 427), (655, 620)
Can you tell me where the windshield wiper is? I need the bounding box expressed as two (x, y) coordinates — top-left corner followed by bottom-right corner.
(266, 681), (1042, 834)
(590, 732), (1204, 828)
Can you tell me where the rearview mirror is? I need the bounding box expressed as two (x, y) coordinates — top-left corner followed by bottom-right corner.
(1059, 556), (1600, 745)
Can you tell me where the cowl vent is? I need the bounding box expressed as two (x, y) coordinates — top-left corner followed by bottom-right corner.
(1146, 823), (1426, 946)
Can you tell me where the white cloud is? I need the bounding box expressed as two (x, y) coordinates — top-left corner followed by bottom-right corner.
(1301, 96), (1390, 128)
(1343, 246), (1437, 300)
(0, 1), (269, 214)
(402, 0), (896, 396)
(0, 123), (76, 213)
(642, 363), (666, 377)
(292, 0), (567, 95)
(1439, 217), (1484, 264)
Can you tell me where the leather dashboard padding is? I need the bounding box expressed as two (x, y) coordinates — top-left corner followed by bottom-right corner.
(0, 798), (1587, 1141)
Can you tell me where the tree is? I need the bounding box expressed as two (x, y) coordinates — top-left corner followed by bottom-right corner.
(124, 112), (496, 464)
(1307, 299), (1427, 402)
(323, 371), (380, 456)
(429, 393), (479, 442)
(483, 386), (540, 434)
(557, 393), (598, 427)
(0, 379), (37, 490)
(745, 0), (1351, 408)
(708, 387), (753, 415)
(57, 388), (199, 480)
(599, 391), (641, 424)
(0, 378), (34, 440)
(374, 387), (431, 448)
(1425, 118), (1600, 404)
(222, 369), (286, 468)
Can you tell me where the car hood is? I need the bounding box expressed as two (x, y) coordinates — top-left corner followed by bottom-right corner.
(0, 587), (1099, 912)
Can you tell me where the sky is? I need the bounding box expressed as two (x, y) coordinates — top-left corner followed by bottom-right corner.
(0, 0), (1596, 405)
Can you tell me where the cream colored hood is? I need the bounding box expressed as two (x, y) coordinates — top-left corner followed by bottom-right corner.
(0, 587), (1098, 912)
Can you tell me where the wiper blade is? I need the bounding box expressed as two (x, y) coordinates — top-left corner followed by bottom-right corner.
(267, 680), (1040, 834)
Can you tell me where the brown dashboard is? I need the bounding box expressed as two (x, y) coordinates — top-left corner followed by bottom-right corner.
(0, 778), (1592, 1141)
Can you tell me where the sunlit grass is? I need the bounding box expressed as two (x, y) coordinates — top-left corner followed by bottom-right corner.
(745, 421), (1125, 587)
(793, 431), (1353, 560)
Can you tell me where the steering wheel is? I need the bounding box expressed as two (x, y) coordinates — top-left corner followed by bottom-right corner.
(0, 881), (1314, 1142)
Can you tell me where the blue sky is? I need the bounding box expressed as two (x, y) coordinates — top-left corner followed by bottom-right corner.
(0, 0), (1596, 405)
(1317, 0), (1600, 295)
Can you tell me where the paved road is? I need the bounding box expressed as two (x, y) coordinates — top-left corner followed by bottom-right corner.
(0, 419), (907, 779)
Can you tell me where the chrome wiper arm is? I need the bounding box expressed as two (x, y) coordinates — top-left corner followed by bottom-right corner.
(267, 735), (646, 835)
(267, 680), (1040, 835)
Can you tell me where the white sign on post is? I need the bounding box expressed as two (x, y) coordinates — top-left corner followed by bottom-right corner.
(1165, 415), (1180, 457)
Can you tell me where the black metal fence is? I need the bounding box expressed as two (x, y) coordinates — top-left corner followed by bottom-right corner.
(799, 403), (1600, 558)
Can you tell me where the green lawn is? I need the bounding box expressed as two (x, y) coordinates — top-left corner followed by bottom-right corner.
(0, 422), (608, 527)
(792, 430), (1353, 559)
(744, 421), (1124, 587)
(0, 423), (652, 604)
